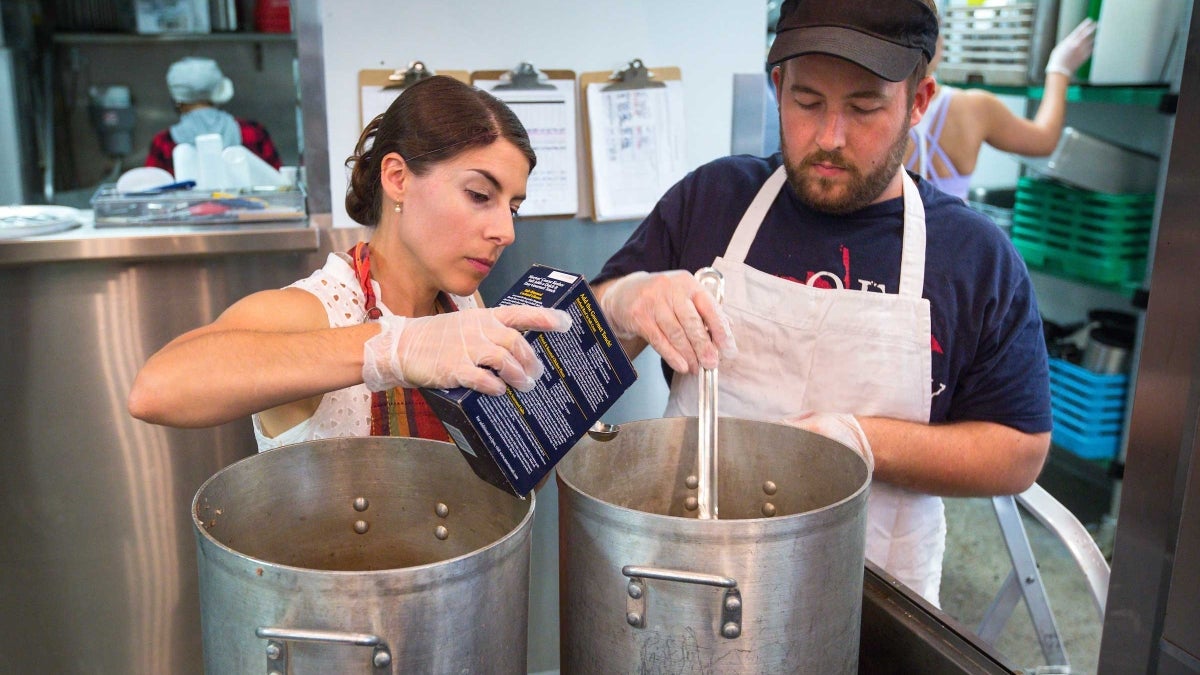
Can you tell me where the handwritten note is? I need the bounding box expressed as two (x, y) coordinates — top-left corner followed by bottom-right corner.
(585, 81), (687, 221)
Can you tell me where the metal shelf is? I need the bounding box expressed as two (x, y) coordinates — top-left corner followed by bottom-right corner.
(957, 82), (1171, 107)
(53, 32), (295, 46)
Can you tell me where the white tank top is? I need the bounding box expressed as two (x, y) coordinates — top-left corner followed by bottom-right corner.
(251, 252), (477, 451)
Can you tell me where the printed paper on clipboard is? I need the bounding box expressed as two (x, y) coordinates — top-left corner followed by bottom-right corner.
(583, 61), (687, 222)
(473, 64), (579, 218)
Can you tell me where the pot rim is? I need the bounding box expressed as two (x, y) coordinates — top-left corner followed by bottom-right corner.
(557, 468), (867, 527)
(191, 439), (536, 576)
(557, 416), (871, 526)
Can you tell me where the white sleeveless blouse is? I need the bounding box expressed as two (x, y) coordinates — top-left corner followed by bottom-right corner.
(251, 252), (477, 452)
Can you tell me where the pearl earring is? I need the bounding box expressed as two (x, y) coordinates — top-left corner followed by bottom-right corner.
(394, 202), (403, 214)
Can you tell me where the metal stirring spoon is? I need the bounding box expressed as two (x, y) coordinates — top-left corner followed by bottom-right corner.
(695, 267), (724, 520)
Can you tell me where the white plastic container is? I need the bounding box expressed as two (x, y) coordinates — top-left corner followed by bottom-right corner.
(172, 142), (198, 183)
(194, 133), (227, 190)
(221, 145), (289, 187)
(1089, 0), (1188, 85)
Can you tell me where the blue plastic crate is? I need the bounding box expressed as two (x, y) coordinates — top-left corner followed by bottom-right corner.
(1048, 358), (1128, 460)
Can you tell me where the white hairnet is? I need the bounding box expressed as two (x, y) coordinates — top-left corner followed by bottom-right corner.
(166, 57), (234, 105)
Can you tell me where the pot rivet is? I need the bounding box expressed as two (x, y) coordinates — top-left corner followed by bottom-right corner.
(435, 525), (449, 540)
(761, 502), (777, 517)
(353, 497), (369, 512)
(724, 595), (742, 612)
(762, 480), (778, 495)
(722, 622), (741, 639)
(353, 520), (370, 534)
(373, 650), (391, 667)
(685, 475), (699, 489)
(684, 496), (699, 511)
(265, 642), (281, 660)
(626, 612), (642, 626)
(435, 502), (449, 518)
(627, 581), (643, 599)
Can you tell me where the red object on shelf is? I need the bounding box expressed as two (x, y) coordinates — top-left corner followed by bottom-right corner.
(255, 0), (291, 33)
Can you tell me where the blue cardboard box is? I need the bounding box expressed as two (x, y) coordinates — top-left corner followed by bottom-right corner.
(420, 265), (638, 496)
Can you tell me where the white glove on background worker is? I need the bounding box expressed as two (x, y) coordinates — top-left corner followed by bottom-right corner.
(362, 306), (572, 396)
(598, 270), (738, 373)
(1045, 18), (1098, 78)
(783, 412), (874, 473)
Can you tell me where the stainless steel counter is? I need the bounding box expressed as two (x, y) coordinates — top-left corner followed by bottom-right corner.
(0, 215), (362, 674)
(0, 213), (324, 266)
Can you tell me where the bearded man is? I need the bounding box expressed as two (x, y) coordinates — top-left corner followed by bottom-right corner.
(592, 0), (1051, 606)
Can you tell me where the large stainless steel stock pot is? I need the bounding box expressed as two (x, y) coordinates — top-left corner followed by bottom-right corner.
(557, 416), (871, 674)
(192, 436), (534, 674)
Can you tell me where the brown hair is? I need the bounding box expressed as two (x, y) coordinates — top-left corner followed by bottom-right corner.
(344, 75), (536, 226)
(910, 0), (939, 98)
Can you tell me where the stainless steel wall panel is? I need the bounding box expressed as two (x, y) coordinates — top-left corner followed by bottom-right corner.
(1098, 0), (1200, 671)
(0, 245), (319, 673)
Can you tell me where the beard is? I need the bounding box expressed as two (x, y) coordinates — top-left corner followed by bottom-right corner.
(781, 121), (910, 215)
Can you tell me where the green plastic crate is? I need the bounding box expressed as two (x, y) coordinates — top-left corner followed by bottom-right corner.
(1011, 176), (1153, 286)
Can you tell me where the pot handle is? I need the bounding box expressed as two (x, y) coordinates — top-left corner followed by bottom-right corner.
(621, 564), (742, 639)
(255, 626), (392, 673)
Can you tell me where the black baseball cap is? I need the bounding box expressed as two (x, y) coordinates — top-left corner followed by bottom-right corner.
(768, 0), (939, 82)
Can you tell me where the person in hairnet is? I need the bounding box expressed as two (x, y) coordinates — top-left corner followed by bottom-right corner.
(144, 56), (281, 174)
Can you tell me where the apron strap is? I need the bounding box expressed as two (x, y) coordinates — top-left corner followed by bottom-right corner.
(348, 241), (453, 442)
(724, 166), (926, 297)
(725, 165), (788, 263)
(897, 172), (926, 298)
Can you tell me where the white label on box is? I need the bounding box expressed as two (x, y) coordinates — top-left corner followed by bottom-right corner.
(444, 423), (476, 457)
(548, 271), (578, 283)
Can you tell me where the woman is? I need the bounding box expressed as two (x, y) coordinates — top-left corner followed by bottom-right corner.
(904, 17), (1096, 200)
(128, 76), (571, 450)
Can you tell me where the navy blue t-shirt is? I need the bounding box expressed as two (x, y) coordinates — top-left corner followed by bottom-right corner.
(596, 153), (1051, 434)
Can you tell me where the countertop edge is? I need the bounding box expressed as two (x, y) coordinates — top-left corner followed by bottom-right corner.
(0, 219), (327, 266)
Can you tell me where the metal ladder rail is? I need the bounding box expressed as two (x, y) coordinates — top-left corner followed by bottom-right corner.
(977, 483), (1111, 668)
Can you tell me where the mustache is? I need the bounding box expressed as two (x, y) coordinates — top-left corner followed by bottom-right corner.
(801, 150), (854, 172)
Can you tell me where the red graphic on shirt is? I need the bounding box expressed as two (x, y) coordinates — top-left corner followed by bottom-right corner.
(932, 334), (944, 354)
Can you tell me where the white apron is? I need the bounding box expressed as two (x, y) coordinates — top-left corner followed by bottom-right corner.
(664, 166), (946, 604)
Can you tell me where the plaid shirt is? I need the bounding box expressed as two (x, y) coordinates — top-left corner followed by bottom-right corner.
(144, 118), (282, 172)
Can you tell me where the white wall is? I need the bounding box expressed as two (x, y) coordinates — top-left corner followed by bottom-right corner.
(318, 0), (767, 228)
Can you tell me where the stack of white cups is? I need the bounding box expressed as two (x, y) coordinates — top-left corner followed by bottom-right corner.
(171, 132), (291, 190)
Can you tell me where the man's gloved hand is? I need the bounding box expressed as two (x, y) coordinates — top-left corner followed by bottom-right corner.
(598, 270), (738, 373)
(362, 306), (573, 396)
(1045, 18), (1097, 78)
(783, 412), (874, 472)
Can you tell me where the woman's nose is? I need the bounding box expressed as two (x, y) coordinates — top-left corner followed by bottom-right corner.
(487, 210), (516, 246)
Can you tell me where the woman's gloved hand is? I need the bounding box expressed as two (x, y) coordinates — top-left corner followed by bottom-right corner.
(1045, 18), (1098, 78)
(598, 270), (738, 374)
(783, 412), (874, 473)
(362, 306), (573, 396)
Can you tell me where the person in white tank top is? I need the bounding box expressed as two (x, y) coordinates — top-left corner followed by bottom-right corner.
(128, 76), (572, 448)
(903, 17), (1097, 201)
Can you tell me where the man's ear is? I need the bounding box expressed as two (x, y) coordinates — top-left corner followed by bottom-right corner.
(379, 152), (409, 204)
(909, 76), (937, 129)
(770, 64), (784, 106)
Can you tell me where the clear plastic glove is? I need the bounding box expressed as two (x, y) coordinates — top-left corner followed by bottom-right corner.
(783, 412), (874, 473)
(1045, 18), (1097, 77)
(598, 270), (738, 373)
(362, 306), (573, 396)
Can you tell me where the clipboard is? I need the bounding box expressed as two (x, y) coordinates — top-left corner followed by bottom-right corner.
(472, 63), (579, 218)
(358, 61), (470, 130)
(580, 59), (687, 222)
